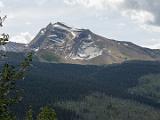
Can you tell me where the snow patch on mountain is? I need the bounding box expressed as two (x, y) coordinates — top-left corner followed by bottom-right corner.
(40, 29), (46, 35)
(124, 43), (129, 46)
(71, 47), (103, 60)
(0, 42), (26, 52)
(71, 40), (103, 60)
(88, 34), (92, 40)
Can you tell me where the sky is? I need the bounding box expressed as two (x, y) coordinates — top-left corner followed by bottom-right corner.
(0, 0), (160, 49)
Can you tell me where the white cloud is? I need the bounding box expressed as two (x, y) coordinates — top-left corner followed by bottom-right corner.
(64, 0), (124, 10)
(122, 10), (155, 24)
(142, 39), (160, 49)
(122, 0), (160, 26)
(140, 24), (160, 33)
(64, 0), (160, 33)
(10, 32), (33, 44)
(124, 10), (160, 33)
(64, 0), (155, 24)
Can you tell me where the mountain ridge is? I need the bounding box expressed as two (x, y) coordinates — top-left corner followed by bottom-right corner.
(4, 22), (160, 65)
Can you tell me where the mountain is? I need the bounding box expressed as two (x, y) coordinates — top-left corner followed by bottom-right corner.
(28, 22), (160, 64)
(3, 22), (160, 65)
(0, 42), (27, 52)
(3, 22), (160, 119)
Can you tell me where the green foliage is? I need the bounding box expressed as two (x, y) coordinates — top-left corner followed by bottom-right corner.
(0, 14), (57, 120)
(37, 106), (57, 120)
(25, 106), (57, 120)
(0, 109), (16, 120)
(37, 50), (61, 62)
(0, 33), (9, 45)
(0, 53), (32, 119)
(129, 74), (160, 101)
(56, 93), (160, 120)
(12, 61), (160, 119)
(0, 15), (33, 119)
(0, 15), (8, 46)
(25, 106), (33, 120)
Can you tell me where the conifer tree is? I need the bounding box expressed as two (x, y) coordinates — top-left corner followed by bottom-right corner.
(37, 106), (57, 120)
(0, 15), (32, 119)
(0, 13), (57, 120)
(25, 106), (33, 120)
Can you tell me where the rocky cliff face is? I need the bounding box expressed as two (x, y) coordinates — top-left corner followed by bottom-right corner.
(3, 22), (160, 65)
(28, 22), (160, 64)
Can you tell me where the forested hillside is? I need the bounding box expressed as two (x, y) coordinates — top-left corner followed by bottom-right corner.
(9, 60), (160, 120)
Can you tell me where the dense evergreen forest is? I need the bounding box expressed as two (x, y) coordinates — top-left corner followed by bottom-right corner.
(3, 52), (160, 120)
(2, 52), (160, 119)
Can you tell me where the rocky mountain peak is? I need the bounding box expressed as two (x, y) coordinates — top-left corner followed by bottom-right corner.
(3, 22), (160, 65)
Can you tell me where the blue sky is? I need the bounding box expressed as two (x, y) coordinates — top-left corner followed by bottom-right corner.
(0, 0), (160, 49)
